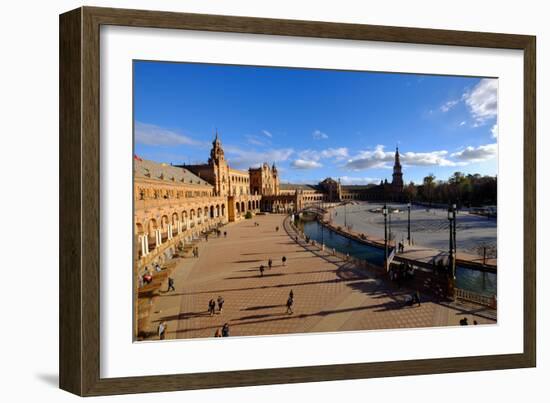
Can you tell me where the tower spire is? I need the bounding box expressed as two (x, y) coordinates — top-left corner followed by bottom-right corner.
(392, 145), (403, 189)
(395, 145), (401, 165)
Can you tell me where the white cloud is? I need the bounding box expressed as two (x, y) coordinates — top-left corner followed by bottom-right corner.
(321, 147), (349, 159)
(344, 145), (394, 170)
(463, 78), (498, 124)
(291, 159), (323, 169)
(440, 99), (459, 112)
(134, 122), (206, 147)
(401, 150), (459, 167)
(262, 130), (273, 138)
(459, 121), (466, 126)
(312, 130), (329, 140)
(344, 145), (459, 170)
(224, 146), (294, 169)
(451, 143), (497, 163)
(491, 123), (498, 139)
(245, 135), (265, 146)
(298, 147), (349, 162)
(339, 176), (380, 185)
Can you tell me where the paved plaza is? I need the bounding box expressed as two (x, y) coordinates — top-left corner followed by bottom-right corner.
(331, 202), (497, 257)
(146, 214), (495, 341)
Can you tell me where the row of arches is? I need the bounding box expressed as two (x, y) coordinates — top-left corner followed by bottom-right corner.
(235, 199), (260, 214)
(136, 203), (227, 237)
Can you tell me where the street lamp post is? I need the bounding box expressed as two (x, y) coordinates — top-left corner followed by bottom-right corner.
(447, 204), (457, 280)
(452, 203), (457, 262)
(383, 204), (388, 271)
(407, 202), (411, 246)
(388, 206), (392, 242)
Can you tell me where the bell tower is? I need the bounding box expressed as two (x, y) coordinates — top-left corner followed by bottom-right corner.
(209, 130), (225, 165)
(392, 146), (404, 190)
(208, 130), (229, 196)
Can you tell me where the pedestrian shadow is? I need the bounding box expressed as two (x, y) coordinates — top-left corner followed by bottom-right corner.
(153, 310), (210, 322)
(435, 301), (496, 321)
(241, 304), (283, 311)
(225, 273), (287, 280)
(236, 313), (287, 321)
(235, 268), (264, 273)
(175, 277), (353, 297)
(174, 302), (416, 336)
(232, 259), (263, 263)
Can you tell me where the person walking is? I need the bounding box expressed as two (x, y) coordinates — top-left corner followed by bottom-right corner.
(268, 259), (273, 270)
(282, 256), (287, 266)
(167, 277), (175, 292)
(413, 290), (421, 306)
(223, 231), (227, 238)
(214, 328), (222, 337)
(158, 321), (167, 340)
(217, 296), (225, 313)
(208, 299), (216, 316)
(221, 323), (230, 337)
(286, 296), (294, 315)
(275, 226), (279, 232)
(259, 265), (265, 277)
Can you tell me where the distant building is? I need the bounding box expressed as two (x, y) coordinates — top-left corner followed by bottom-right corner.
(357, 147), (405, 202)
(249, 162), (280, 196)
(133, 134), (405, 268)
(279, 146), (406, 203)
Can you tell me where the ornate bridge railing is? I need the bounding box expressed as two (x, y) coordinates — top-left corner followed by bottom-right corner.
(455, 288), (497, 308)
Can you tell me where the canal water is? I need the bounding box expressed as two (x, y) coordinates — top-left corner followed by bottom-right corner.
(300, 219), (496, 297)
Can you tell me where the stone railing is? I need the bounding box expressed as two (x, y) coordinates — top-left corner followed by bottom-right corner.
(455, 288), (497, 308)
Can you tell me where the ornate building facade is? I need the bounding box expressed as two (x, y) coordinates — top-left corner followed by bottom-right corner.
(134, 136), (405, 269)
(249, 162), (280, 196)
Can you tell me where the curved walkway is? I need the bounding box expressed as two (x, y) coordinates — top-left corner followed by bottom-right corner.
(143, 214), (495, 341)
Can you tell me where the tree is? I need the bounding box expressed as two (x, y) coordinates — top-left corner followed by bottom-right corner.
(422, 174), (436, 205)
(404, 181), (417, 201)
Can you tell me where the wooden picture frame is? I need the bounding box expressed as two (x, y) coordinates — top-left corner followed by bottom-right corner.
(59, 6), (536, 396)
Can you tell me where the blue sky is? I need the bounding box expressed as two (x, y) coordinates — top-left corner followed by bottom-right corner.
(134, 61), (498, 185)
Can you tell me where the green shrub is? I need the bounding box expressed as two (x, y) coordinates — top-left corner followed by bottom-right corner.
(245, 211), (253, 219)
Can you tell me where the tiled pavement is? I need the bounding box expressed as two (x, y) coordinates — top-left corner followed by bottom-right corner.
(145, 214), (495, 341)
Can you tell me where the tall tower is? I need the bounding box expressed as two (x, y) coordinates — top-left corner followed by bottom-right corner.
(392, 146), (404, 190)
(208, 130), (229, 196)
(272, 163), (280, 195)
(208, 130), (225, 164)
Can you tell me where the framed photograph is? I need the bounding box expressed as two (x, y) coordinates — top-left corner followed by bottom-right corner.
(59, 6), (536, 396)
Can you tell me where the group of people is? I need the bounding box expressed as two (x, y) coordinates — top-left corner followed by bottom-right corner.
(140, 263), (164, 286)
(213, 228), (226, 237)
(258, 256), (287, 276)
(214, 323), (230, 337)
(459, 317), (479, 326)
(208, 296), (225, 316)
(192, 246), (200, 258)
(389, 264), (416, 289)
